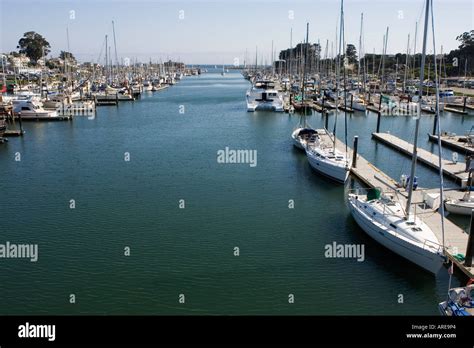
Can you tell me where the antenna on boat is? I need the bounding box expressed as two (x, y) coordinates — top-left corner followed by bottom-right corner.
(405, 0), (430, 218)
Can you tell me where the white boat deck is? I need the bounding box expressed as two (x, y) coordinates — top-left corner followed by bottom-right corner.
(326, 130), (473, 278)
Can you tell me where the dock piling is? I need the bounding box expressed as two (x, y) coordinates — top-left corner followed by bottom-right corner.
(432, 110), (438, 135)
(376, 112), (381, 133)
(465, 210), (474, 267)
(463, 96), (467, 113)
(18, 113), (23, 134)
(352, 136), (359, 168)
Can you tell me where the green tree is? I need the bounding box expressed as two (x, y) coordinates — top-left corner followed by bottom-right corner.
(17, 31), (51, 63)
(59, 51), (76, 63)
(456, 30), (474, 50)
(345, 44), (358, 64)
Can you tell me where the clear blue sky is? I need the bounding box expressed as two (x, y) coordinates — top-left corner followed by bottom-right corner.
(1, 0), (472, 64)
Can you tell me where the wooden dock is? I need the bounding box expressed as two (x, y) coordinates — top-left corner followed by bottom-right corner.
(372, 132), (470, 184)
(338, 105), (354, 113)
(428, 133), (474, 155)
(366, 105), (381, 114)
(445, 106), (469, 115)
(4, 130), (23, 137)
(327, 132), (473, 279)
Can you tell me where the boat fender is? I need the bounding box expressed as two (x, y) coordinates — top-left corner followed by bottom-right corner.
(467, 279), (474, 286)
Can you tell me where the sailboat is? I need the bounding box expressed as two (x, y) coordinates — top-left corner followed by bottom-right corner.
(221, 65), (226, 76)
(291, 23), (317, 150)
(305, 3), (351, 184)
(347, 0), (445, 274)
(444, 153), (474, 215)
(445, 191), (474, 215)
(292, 116), (317, 150)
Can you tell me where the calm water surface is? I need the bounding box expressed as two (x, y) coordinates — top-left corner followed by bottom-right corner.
(0, 69), (472, 314)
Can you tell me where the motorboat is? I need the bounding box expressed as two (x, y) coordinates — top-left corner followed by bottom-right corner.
(246, 80), (284, 112)
(439, 285), (474, 316)
(13, 98), (60, 120)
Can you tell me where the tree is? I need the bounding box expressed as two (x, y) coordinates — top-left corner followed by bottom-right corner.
(60, 51), (76, 63)
(446, 30), (474, 75)
(345, 44), (358, 64)
(17, 31), (51, 63)
(456, 30), (474, 50)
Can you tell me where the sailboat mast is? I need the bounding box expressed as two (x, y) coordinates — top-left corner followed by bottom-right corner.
(413, 21), (418, 80)
(403, 33), (410, 93)
(255, 46), (258, 73)
(302, 22), (309, 113)
(105, 35), (108, 84)
(405, 0), (430, 217)
(271, 40), (274, 76)
(357, 13), (363, 93)
(430, 0), (446, 253)
(289, 28), (293, 77)
(112, 20), (119, 69)
(381, 27), (389, 92)
(333, 0), (344, 150)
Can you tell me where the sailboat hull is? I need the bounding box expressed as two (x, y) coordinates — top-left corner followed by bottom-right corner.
(347, 195), (445, 274)
(306, 151), (349, 183)
(444, 200), (474, 215)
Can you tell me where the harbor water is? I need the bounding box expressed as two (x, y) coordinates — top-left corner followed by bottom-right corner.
(0, 68), (471, 315)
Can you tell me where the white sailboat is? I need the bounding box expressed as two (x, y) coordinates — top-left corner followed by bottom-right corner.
(445, 190), (474, 215)
(291, 23), (317, 150)
(292, 126), (317, 150)
(305, 4), (351, 183)
(347, 0), (446, 274)
(306, 131), (351, 183)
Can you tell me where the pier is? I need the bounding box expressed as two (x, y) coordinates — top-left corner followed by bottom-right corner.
(428, 133), (474, 155)
(444, 106), (468, 115)
(327, 131), (473, 279)
(372, 132), (470, 185)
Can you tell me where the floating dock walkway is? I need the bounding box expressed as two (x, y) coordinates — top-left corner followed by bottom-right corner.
(372, 132), (470, 185)
(428, 133), (474, 155)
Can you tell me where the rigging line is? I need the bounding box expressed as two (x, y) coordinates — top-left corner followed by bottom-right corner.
(430, 0), (446, 255)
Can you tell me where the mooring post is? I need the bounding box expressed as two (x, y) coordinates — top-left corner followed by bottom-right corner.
(378, 93), (383, 112)
(325, 111), (329, 130)
(18, 112), (23, 135)
(350, 94), (354, 110)
(376, 111), (381, 133)
(432, 109), (438, 136)
(465, 209), (474, 267)
(352, 136), (359, 168)
(463, 96), (467, 113)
